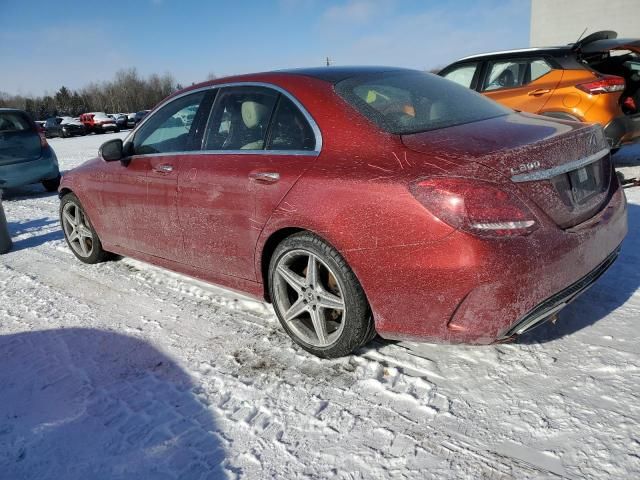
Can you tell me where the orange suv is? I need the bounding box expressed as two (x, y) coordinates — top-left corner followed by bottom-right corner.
(439, 31), (640, 148)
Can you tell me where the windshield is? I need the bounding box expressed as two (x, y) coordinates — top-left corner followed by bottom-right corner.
(335, 71), (511, 135)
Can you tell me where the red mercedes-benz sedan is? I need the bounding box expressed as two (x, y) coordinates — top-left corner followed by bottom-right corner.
(58, 67), (628, 358)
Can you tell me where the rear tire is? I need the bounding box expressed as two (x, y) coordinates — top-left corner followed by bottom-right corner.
(268, 232), (374, 358)
(42, 175), (61, 192)
(60, 193), (111, 264)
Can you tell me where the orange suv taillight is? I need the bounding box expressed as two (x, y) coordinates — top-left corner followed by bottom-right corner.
(575, 75), (625, 95)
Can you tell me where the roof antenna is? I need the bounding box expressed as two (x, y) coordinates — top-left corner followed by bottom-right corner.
(325, 56), (332, 67)
(574, 27), (588, 45)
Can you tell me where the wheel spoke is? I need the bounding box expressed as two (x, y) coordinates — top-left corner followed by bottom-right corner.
(310, 308), (329, 345)
(78, 238), (89, 256)
(63, 211), (76, 226)
(284, 297), (308, 323)
(68, 230), (79, 242)
(74, 206), (81, 225)
(277, 265), (305, 293)
(305, 255), (318, 288)
(317, 289), (344, 310)
(77, 225), (92, 239)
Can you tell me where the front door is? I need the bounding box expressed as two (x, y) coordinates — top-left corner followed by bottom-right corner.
(112, 89), (212, 259)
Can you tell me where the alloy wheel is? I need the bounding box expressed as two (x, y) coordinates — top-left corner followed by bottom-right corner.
(61, 202), (94, 258)
(272, 249), (346, 347)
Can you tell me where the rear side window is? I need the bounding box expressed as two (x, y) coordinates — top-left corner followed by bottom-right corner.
(441, 63), (478, 88)
(204, 87), (278, 150)
(530, 59), (552, 82)
(483, 58), (552, 91)
(336, 71), (510, 135)
(267, 96), (315, 151)
(0, 112), (33, 132)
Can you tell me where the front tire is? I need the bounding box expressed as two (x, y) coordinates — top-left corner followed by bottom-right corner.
(60, 193), (111, 264)
(268, 232), (374, 358)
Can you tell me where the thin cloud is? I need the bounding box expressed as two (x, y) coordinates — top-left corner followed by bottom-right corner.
(322, 0), (393, 24)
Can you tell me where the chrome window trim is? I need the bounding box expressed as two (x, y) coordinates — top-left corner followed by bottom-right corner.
(128, 149), (319, 160)
(510, 148), (610, 183)
(123, 81), (323, 155)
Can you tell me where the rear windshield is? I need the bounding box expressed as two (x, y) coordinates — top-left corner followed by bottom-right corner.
(335, 71), (510, 135)
(0, 111), (34, 133)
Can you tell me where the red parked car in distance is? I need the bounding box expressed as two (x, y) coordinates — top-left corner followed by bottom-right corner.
(58, 67), (627, 358)
(79, 112), (120, 134)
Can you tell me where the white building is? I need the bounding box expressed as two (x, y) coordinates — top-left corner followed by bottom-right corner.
(530, 0), (640, 47)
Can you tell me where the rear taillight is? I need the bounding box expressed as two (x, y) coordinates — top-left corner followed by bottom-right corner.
(575, 75), (625, 95)
(37, 127), (48, 147)
(622, 96), (637, 113)
(411, 178), (538, 237)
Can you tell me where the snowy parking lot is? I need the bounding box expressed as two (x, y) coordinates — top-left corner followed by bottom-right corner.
(1, 132), (639, 479)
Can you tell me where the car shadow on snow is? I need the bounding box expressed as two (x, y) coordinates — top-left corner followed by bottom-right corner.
(5, 218), (63, 252)
(0, 328), (227, 479)
(519, 201), (640, 344)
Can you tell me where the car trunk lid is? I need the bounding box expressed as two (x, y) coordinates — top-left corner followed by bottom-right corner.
(402, 113), (612, 229)
(579, 33), (640, 127)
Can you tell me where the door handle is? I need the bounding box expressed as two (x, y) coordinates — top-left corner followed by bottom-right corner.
(153, 164), (174, 174)
(249, 172), (280, 183)
(527, 88), (551, 96)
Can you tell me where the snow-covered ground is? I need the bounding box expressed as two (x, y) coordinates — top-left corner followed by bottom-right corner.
(1, 133), (639, 479)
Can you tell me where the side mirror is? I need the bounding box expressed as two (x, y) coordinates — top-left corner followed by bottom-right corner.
(99, 139), (124, 162)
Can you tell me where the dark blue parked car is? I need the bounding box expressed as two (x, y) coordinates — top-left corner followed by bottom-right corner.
(0, 108), (60, 192)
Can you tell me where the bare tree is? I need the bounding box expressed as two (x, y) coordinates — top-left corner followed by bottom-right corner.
(0, 69), (181, 119)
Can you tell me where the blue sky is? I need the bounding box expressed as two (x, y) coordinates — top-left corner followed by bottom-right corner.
(0, 0), (530, 96)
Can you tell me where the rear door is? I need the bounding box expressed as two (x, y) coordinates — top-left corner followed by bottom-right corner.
(480, 57), (563, 113)
(177, 85), (319, 280)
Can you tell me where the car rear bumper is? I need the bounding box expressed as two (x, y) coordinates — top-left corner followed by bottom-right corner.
(0, 148), (60, 189)
(346, 181), (628, 344)
(604, 113), (640, 147)
(63, 125), (86, 135)
(496, 246), (620, 340)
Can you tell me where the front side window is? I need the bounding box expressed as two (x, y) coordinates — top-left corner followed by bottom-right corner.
(442, 63), (478, 88)
(134, 91), (206, 155)
(267, 96), (315, 151)
(204, 87), (278, 150)
(483, 58), (552, 91)
(336, 71), (510, 135)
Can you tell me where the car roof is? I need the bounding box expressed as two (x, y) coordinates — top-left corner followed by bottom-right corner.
(183, 66), (420, 94)
(275, 66), (418, 83)
(454, 31), (640, 63)
(457, 46), (570, 62)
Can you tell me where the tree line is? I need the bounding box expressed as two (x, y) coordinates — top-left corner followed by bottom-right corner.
(0, 68), (182, 120)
